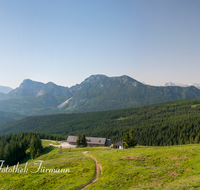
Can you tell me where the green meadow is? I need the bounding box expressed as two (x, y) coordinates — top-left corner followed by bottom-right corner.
(86, 144), (200, 190)
(1, 140), (200, 189)
(0, 140), (96, 190)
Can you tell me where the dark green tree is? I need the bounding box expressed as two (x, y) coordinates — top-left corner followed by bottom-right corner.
(123, 132), (130, 148)
(195, 135), (199, 144)
(123, 128), (136, 148)
(82, 134), (87, 147)
(76, 134), (81, 147)
(129, 128), (137, 147)
(30, 136), (43, 159)
(30, 137), (37, 159)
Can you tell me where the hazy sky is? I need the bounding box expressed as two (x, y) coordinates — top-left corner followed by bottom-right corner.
(0, 0), (200, 89)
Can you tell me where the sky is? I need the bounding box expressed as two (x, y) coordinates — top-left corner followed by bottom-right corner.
(0, 0), (200, 89)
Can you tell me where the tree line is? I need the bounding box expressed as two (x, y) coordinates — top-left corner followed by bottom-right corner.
(0, 132), (67, 166)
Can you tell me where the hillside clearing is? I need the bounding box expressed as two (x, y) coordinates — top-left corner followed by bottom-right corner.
(1, 141), (200, 189)
(0, 140), (95, 190)
(85, 144), (200, 190)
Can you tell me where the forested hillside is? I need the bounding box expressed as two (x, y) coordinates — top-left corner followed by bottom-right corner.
(0, 132), (67, 166)
(0, 99), (200, 146)
(0, 111), (26, 123)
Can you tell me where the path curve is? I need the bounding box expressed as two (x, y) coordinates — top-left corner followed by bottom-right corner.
(81, 151), (102, 190)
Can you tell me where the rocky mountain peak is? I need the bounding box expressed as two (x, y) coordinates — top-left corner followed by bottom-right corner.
(19, 79), (44, 89)
(83, 75), (108, 84)
(111, 75), (143, 87)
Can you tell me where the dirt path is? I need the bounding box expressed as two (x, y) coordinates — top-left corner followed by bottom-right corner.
(81, 151), (102, 190)
(49, 141), (76, 148)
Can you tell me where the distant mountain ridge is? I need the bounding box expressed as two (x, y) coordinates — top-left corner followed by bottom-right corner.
(0, 85), (13, 94)
(6, 79), (71, 101)
(0, 75), (200, 115)
(165, 82), (200, 89)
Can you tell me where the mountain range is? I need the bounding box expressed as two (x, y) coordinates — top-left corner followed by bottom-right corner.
(1, 75), (200, 116)
(165, 82), (200, 89)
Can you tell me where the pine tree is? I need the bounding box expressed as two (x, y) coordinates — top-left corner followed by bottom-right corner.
(180, 138), (184, 145)
(82, 134), (87, 147)
(129, 128), (137, 147)
(30, 136), (43, 159)
(123, 131), (130, 148)
(30, 137), (36, 159)
(195, 135), (199, 144)
(4, 144), (12, 165)
(76, 134), (81, 147)
(35, 135), (43, 154)
(190, 136), (194, 144)
(123, 128), (136, 148)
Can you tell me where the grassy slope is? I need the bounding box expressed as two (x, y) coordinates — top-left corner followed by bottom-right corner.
(0, 140), (96, 190)
(87, 144), (200, 190)
(2, 140), (200, 189)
